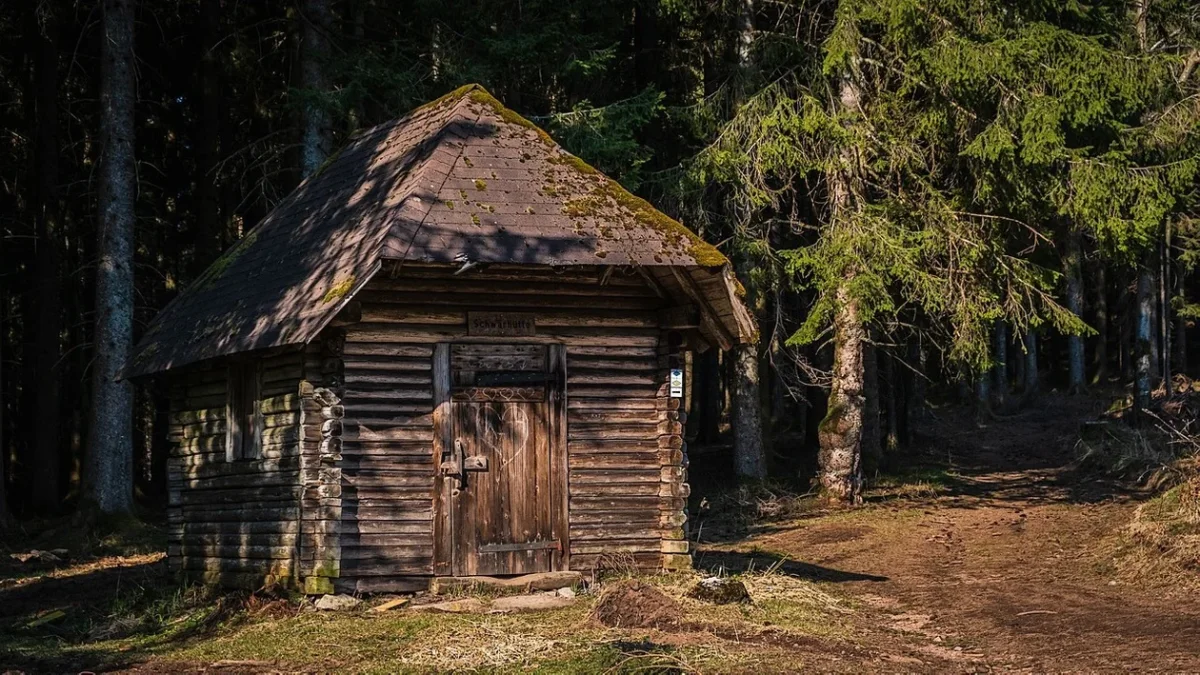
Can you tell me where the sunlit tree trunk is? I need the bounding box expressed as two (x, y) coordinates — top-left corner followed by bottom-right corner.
(818, 64), (866, 502)
(820, 284), (865, 500)
(85, 0), (137, 514)
(729, 0), (766, 480)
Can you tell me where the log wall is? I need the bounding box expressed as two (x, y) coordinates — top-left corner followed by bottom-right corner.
(166, 349), (308, 589)
(333, 264), (691, 592)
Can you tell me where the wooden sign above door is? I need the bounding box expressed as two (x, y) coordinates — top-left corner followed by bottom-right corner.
(468, 311), (537, 337)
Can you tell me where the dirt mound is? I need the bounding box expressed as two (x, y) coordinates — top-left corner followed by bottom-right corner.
(591, 580), (684, 630)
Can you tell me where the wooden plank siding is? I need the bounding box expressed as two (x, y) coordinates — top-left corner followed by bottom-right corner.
(331, 265), (692, 592)
(166, 349), (308, 589)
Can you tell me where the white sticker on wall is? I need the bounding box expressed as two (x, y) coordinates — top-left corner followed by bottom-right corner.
(669, 368), (684, 398)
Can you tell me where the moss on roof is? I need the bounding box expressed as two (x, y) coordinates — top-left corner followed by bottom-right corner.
(322, 274), (356, 304)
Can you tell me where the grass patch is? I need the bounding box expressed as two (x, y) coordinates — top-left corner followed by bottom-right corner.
(868, 466), (955, 501)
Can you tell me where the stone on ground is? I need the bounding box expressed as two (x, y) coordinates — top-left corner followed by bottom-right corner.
(688, 576), (751, 605)
(314, 594), (361, 611)
(489, 594), (575, 613)
(410, 598), (487, 613)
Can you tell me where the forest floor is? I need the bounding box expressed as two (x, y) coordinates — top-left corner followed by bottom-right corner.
(1, 394), (1197, 673)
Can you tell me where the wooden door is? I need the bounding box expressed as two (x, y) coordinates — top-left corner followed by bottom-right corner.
(434, 344), (567, 577)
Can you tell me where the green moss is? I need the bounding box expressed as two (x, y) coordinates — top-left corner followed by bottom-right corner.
(445, 200), (455, 210)
(321, 275), (356, 304)
(462, 156), (473, 168)
(193, 229), (260, 290)
(474, 178), (488, 191)
(411, 83), (480, 115)
(459, 189), (469, 200)
(819, 402), (846, 436)
(471, 213), (481, 225)
(466, 87), (558, 147)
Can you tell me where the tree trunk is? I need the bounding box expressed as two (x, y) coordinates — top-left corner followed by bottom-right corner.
(0, 302), (9, 527)
(727, 0), (765, 480)
(861, 340), (881, 476)
(1135, 265), (1154, 412)
(819, 285), (865, 500)
(85, 0), (137, 514)
(904, 336), (925, 432)
(1092, 261), (1109, 383)
(1024, 329), (1039, 395)
(992, 322), (1008, 406)
(731, 336), (766, 479)
(883, 351), (899, 452)
(192, 0), (222, 276)
(1174, 315), (1188, 378)
(1065, 229), (1086, 393)
(817, 63), (866, 502)
(28, 6), (63, 513)
(298, 0), (333, 178)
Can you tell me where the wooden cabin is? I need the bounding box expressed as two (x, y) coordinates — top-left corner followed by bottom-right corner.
(124, 85), (755, 595)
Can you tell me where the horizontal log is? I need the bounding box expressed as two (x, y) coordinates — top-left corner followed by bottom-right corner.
(339, 576), (432, 593)
(570, 470), (662, 485)
(343, 343), (434, 358)
(570, 539), (663, 555)
(311, 545), (431, 562)
(340, 559), (435, 576)
(301, 520), (431, 535)
(568, 552), (664, 572)
(178, 557), (294, 574)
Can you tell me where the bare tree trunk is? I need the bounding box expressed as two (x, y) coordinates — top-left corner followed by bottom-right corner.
(0, 302), (9, 527)
(905, 336), (925, 431)
(731, 332), (766, 479)
(298, 0), (333, 178)
(192, 0), (222, 276)
(818, 64), (866, 502)
(861, 341), (881, 476)
(28, 6), (63, 513)
(1024, 329), (1039, 395)
(85, 0), (136, 514)
(819, 285), (865, 501)
(1175, 315), (1188, 378)
(728, 0), (765, 480)
(1092, 262), (1109, 383)
(1065, 230), (1086, 393)
(992, 322), (1008, 406)
(883, 352), (899, 452)
(1135, 265), (1154, 412)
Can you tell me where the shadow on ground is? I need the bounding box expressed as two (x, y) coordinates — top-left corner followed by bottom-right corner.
(693, 549), (888, 583)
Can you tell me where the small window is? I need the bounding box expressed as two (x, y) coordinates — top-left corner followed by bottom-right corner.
(226, 361), (263, 461)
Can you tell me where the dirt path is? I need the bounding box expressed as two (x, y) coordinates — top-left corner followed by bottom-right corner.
(704, 396), (1200, 673)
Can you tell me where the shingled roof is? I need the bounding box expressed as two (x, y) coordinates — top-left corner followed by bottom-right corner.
(125, 84), (755, 377)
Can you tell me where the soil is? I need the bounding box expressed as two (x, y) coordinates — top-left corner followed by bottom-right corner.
(591, 580), (684, 630)
(701, 394), (1200, 672)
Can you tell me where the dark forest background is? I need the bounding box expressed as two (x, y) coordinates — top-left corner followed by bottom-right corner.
(1, 0), (1198, 519)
